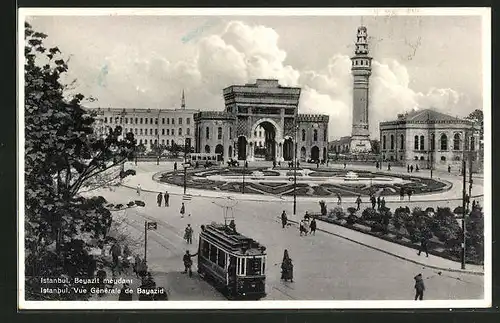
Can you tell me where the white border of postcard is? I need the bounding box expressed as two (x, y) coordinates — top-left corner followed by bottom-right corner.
(17, 7), (492, 309)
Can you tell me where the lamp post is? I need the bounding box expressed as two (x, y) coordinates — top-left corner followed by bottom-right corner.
(183, 137), (190, 195)
(293, 122), (298, 217)
(461, 130), (469, 270)
(156, 110), (161, 165)
(242, 158), (247, 194)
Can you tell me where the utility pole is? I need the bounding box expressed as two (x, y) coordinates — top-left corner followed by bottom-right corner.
(461, 131), (468, 270)
(144, 220), (148, 263)
(183, 137), (190, 195)
(293, 121), (298, 216)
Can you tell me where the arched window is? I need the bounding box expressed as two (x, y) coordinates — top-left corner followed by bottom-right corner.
(420, 136), (425, 151)
(206, 126), (210, 139)
(302, 129), (306, 141)
(382, 135), (386, 150)
(390, 134), (394, 150)
(414, 135), (419, 150)
(440, 134), (448, 151)
(313, 130), (318, 141)
(400, 134), (404, 150)
(204, 145), (210, 153)
(453, 133), (461, 150)
(217, 127), (222, 140)
(430, 134), (435, 151)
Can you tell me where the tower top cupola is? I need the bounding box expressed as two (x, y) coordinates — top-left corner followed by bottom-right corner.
(354, 26), (369, 56)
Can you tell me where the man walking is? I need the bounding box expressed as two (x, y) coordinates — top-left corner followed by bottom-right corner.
(418, 236), (429, 257)
(376, 196), (381, 210)
(164, 191), (169, 207)
(370, 195), (376, 209)
(310, 218), (317, 236)
(414, 273), (425, 300)
(184, 224), (193, 244)
(157, 192), (163, 207)
(356, 195), (362, 211)
(281, 210), (288, 229)
(180, 202), (186, 218)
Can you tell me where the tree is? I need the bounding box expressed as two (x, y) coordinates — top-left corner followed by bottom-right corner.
(24, 22), (143, 300)
(466, 109), (484, 142)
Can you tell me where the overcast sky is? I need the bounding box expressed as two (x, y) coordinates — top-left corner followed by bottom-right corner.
(26, 12), (485, 139)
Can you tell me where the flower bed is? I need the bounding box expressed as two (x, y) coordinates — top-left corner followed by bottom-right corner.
(314, 205), (484, 265)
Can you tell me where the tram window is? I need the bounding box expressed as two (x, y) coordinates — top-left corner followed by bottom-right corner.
(246, 257), (262, 276)
(217, 249), (226, 268)
(209, 245), (218, 263)
(201, 240), (209, 258)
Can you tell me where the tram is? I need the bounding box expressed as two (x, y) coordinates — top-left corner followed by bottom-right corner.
(197, 223), (267, 300)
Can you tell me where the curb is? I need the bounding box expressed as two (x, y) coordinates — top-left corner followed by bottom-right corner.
(285, 218), (483, 276)
(125, 171), (484, 204)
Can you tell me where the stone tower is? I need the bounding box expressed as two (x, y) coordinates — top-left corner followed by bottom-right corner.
(349, 25), (372, 153)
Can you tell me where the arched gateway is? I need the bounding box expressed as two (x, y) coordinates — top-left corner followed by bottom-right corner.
(194, 79), (329, 163)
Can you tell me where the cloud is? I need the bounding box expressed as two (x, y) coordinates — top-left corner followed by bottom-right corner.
(70, 20), (474, 140)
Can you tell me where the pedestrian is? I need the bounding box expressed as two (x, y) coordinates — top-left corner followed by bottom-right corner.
(472, 199), (476, 209)
(273, 160), (276, 169)
(180, 202), (185, 218)
(407, 164), (410, 173)
(376, 196), (381, 210)
(281, 250), (294, 282)
(381, 197), (386, 209)
(387, 163), (391, 171)
(299, 220), (308, 236)
(448, 165), (451, 173)
(133, 255), (141, 278)
(371, 195), (376, 209)
(245, 161), (248, 168)
(356, 195), (362, 211)
(184, 224), (193, 244)
(400, 188), (405, 201)
(136, 184), (141, 196)
(416, 165), (419, 172)
(164, 191), (169, 207)
(310, 218), (317, 235)
(316, 160), (320, 168)
(157, 192), (163, 207)
(376, 162), (380, 169)
(119, 283), (133, 301)
(408, 189), (413, 201)
(417, 236), (429, 257)
(281, 210), (288, 229)
(414, 273), (425, 300)
(183, 250), (198, 277)
(174, 162), (177, 171)
(304, 211), (311, 221)
(278, 161), (281, 167)
(336, 193), (342, 205)
(410, 165), (414, 173)
(343, 163), (346, 169)
(229, 219), (237, 232)
(110, 241), (122, 274)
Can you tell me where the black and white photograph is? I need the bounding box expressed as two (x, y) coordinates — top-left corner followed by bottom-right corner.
(18, 8), (491, 309)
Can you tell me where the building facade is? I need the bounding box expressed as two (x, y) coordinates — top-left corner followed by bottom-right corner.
(194, 79), (329, 162)
(90, 105), (199, 150)
(379, 109), (481, 171)
(349, 25), (373, 153)
(328, 136), (352, 154)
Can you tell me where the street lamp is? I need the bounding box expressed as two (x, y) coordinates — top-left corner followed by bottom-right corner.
(183, 137), (191, 195)
(293, 122), (298, 216)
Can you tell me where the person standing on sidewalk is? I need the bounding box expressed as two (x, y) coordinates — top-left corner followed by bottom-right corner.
(157, 192), (163, 207)
(370, 195), (376, 209)
(417, 237), (429, 257)
(381, 197), (386, 209)
(180, 202), (186, 218)
(356, 195), (362, 211)
(184, 224), (193, 244)
(136, 184), (141, 196)
(400, 188), (405, 201)
(310, 218), (317, 236)
(281, 210), (288, 229)
(164, 191), (169, 207)
(414, 273), (425, 300)
(376, 196), (381, 210)
(408, 189), (413, 201)
(174, 162), (177, 171)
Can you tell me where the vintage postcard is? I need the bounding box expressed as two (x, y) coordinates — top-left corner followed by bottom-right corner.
(18, 7), (491, 309)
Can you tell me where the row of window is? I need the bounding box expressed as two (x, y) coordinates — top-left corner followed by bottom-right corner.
(138, 139), (182, 146)
(202, 127), (230, 140)
(382, 133), (476, 151)
(200, 240), (264, 276)
(123, 128), (191, 136)
(301, 129), (326, 142)
(382, 155), (453, 162)
(104, 116), (191, 126)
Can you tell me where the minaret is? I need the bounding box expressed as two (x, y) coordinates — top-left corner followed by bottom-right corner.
(349, 25), (372, 153)
(181, 89), (186, 109)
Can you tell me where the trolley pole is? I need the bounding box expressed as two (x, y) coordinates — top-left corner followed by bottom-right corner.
(144, 220), (148, 264)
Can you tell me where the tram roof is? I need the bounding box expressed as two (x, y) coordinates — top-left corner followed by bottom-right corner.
(200, 223), (266, 255)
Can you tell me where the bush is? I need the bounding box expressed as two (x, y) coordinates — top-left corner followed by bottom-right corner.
(371, 222), (385, 233)
(328, 206), (344, 218)
(347, 207), (357, 216)
(412, 207), (425, 218)
(361, 208), (380, 222)
(346, 214), (357, 225)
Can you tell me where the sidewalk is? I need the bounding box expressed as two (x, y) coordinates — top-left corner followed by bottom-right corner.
(285, 217), (484, 276)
